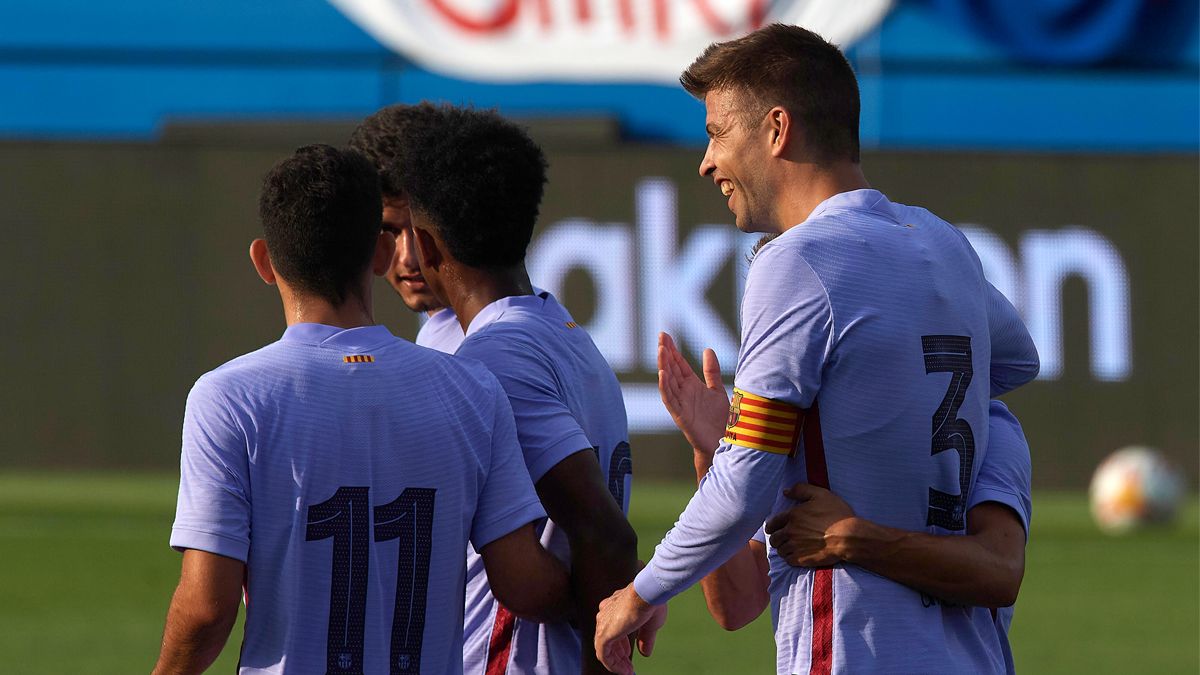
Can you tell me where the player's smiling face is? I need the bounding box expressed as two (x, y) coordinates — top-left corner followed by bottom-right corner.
(699, 88), (772, 233)
(381, 197), (442, 313)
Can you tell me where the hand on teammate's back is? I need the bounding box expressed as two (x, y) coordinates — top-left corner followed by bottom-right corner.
(657, 332), (730, 459)
(765, 483), (857, 568)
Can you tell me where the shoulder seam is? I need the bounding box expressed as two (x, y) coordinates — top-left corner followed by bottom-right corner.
(754, 246), (837, 347)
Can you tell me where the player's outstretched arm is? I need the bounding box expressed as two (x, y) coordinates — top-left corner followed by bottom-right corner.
(152, 549), (244, 675)
(766, 484), (1026, 607)
(536, 450), (640, 674)
(479, 522), (572, 623)
(659, 332), (770, 630)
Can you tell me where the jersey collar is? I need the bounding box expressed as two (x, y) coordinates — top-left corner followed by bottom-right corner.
(422, 307), (459, 329)
(464, 290), (554, 337)
(806, 189), (901, 225)
(280, 323), (396, 350)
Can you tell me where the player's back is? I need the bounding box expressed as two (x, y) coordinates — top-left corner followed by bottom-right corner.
(171, 323), (542, 675)
(455, 292), (631, 674)
(749, 190), (1004, 673)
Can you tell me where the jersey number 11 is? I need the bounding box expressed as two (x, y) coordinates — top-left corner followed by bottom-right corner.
(305, 486), (436, 675)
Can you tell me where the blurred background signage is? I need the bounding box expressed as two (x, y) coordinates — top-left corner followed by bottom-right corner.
(0, 0), (1195, 487)
(526, 177), (1134, 436)
(329, 0), (894, 81)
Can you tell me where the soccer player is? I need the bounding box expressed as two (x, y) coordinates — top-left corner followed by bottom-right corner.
(349, 103), (465, 353)
(399, 105), (649, 674)
(595, 24), (1039, 674)
(153, 145), (570, 675)
(656, 332), (1031, 673)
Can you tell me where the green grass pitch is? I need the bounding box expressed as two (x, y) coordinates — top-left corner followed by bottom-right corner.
(0, 473), (1195, 673)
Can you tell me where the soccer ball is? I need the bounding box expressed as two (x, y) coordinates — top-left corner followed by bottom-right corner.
(1089, 446), (1185, 534)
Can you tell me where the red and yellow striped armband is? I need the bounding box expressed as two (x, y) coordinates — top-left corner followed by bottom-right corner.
(724, 388), (804, 456)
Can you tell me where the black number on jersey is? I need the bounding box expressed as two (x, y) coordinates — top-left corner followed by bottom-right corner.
(921, 335), (976, 531)
(374, 488), (436, 675)
(306, 487), (371, 674)
(591, 441), (633, 510)
(306, 486), (437, 675)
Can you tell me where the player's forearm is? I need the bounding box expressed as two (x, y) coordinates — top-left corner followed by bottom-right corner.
(699, 543), (770, 631)
(509, 548), (574, 624)
(692, 442), (769, 630)
(568, 523), (640, 674)
(636, 444), (785, 606)
(152, 594), (237, 675)
(829, 517), (1023, 607)
(480, 523), (573, 624)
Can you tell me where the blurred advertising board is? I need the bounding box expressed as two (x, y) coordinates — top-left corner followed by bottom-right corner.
(1, 134), (1194, 486)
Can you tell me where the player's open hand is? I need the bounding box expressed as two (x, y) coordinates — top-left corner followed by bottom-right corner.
(657, 332), (729, 460)
(765, 483), (857, 568)
(594, 583), (659, 675)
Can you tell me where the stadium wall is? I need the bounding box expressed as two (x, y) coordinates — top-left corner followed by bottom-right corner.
(1, 127), (1195, 486)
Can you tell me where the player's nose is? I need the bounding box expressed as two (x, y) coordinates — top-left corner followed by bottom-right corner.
(698, 142), (716, 178)
(397, 228), (419, 268)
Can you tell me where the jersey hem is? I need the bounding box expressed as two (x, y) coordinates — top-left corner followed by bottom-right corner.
(967, 486), (1030, 538)
(169, 527), (250, 562)
(525, 433), (594, 484)
(471, 500), (548, 550)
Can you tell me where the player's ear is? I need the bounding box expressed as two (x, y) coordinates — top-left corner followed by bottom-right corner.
(768, 106), (791, 158)
(370, 230), (395, 277)
(249, 239), (276, 286)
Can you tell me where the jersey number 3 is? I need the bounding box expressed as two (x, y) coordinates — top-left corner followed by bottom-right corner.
(305, 486), (436, 675)
(922, 335), (975, 531)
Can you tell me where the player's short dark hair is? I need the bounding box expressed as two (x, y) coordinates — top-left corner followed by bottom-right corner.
(681, 23), (860, 163)
(258, 144), (382, 305)
(399, 105), (547, 269)
(348, 103), (444, 199)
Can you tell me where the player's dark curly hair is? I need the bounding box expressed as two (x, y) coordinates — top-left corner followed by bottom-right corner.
(348, 103), (445, 199)
(399, 105), (547, 269)
(681, 23), (860, 163)
(258, 144), (381, 305)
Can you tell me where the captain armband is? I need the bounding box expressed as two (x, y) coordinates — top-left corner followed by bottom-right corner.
(724, 388), (804, 457)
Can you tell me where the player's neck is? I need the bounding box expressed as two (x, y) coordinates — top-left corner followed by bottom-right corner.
(775, 161), (870, 233)
(446, 264), (533, 331)
(278, 284), (376, 329)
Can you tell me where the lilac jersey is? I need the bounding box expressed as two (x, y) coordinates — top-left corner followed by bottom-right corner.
(456, 292), (631, 675)
(748, 399), (1032, 673)
(634, 190), (1038, 674)
(170, 323), (545, 675)
(416, 307), (465, 353)
(971, 401), (1033, 675)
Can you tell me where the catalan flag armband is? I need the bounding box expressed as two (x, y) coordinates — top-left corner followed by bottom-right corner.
(724, 388), (804, 456)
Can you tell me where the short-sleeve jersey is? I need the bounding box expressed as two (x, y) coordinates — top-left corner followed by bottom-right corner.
(416, 307), (465, 353)
(455, 292), (631, 675)
(635, 189), (1038, 674)
(972, 401), (1033, 675)
(170, 323), (545, 675)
